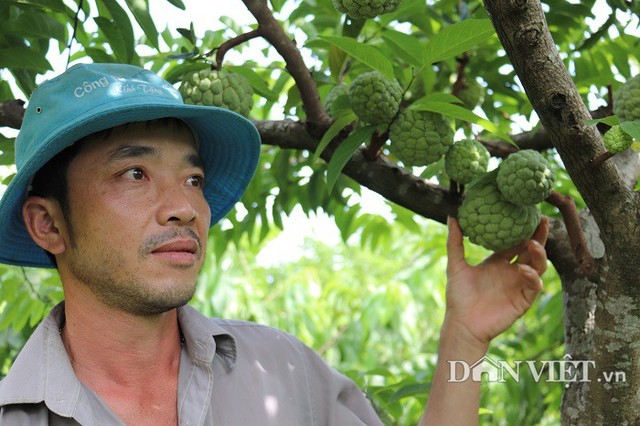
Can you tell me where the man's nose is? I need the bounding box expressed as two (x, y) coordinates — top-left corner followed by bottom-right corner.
(156, 182), (198, 225)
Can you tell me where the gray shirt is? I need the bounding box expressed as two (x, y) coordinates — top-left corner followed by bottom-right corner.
(0, 303), (383, 425)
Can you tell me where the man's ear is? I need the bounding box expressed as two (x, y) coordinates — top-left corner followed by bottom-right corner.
(22, 196), (67, 255)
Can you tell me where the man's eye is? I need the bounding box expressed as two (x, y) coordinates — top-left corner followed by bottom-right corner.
(125, 168), (146, 180)
(187, 175), (204, 188)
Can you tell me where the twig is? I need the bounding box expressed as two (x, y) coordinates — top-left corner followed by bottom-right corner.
(241, 0), (330, 131)
(451, 53), (470, 98)
(317, 324), (349, 355)
(545, 191), (598, 280)
(20, 267), (54, 307)
(591, 150), (615, 168)
(206, 28), (263, 70)
(66, 0), (84, 69)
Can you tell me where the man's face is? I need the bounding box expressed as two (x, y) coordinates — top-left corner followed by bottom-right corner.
(57, 123), (211, 315)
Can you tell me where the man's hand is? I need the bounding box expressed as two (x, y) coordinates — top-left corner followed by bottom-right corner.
(443, 215), (549, 350)
(420, 216), (549, 426)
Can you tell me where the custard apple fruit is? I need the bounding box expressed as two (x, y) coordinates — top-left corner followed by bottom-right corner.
(496, 150), (555, 206)
(444, 139), (490, 184)
(458, 172), (541, 252)
(613, 74), (640, 123)
(332, 0), (402, 19)
(457, 79), (484, 109)
(349, 71), (402, 124)
(603, 125), (633, 154)
(388, 110), (454, 166)
(325, 84), (350, 117)
(179, 69), (253, 117)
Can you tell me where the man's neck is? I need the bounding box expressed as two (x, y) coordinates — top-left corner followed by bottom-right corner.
(60, 285), (182, 422)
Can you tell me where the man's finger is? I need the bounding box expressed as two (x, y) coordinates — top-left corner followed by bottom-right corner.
(531, 216), (549, 246)
(446, 216), (466, 272)
(518, 264), (544, 305)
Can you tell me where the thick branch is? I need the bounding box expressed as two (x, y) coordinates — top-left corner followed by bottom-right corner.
(484, 1), (637, 249)
(0, 100), (25, 130)
(241, 0), (329, 129)
(255, 119), (459, 223)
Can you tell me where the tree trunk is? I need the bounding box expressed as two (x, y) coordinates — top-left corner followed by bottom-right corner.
(485, 1), (640, 422)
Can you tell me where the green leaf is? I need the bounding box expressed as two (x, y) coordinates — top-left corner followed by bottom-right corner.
(124, 0), (159, 50)
(586, 115), (619, 126)
(163, 61), (210, 84)
(423, 19), (496, 64)
(0, 137), (16, 166)
(313, 36), (394, 80)
(0, 47), (52, 71)
(620, 121), (640, 141)
(84, 47), (116, 63)
(313, 112), (356, 163)
(410, 99), (514, 144)
(381, 29), (423, 67)
(326, 125), (375, 192)
(165, 0), (186, 9)
(177, 26), (196, 45)
(328, 45), (347, 82)
(228, 66), (279, 101)
(1, 12), (66, 42)
(101, 0), (135, 61)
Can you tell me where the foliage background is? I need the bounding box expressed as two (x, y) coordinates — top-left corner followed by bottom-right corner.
(1, 0), (638, 423)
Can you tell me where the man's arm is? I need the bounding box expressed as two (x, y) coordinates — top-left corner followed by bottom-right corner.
(420, 216), (549, 425)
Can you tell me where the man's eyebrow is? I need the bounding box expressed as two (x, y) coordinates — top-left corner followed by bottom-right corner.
(186, 153), (205, 171)
(107, 144), (158, 162)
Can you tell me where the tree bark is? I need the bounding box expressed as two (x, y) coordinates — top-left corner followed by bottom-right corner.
(484, 0), (640, 422)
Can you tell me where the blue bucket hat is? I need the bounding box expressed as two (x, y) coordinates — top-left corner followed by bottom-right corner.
(0, 63), (261, 268)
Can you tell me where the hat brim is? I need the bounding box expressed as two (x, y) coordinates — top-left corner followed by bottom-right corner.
(0, 102), (261, 268)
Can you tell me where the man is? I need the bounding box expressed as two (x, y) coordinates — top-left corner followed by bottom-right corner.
(0, 63), (548, 425)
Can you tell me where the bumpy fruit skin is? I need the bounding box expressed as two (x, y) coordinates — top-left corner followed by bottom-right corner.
(444, 139), (490, 184)
(332, 0), (402, 19)
(496, 150), (555, 206)
(349, 71), (402, 124)
(457, 79), (484, 109)
(388, 110), (454, 166)
(458, 173), (541, 252)
(179, 69), (253, 117)
(604, 125), (633, 154)
(325, 84), (350, 117)
(613, 74), (640, 123)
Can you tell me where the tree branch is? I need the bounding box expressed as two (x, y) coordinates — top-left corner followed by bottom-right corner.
(546, 191), (599, 281)
(255, 119), (459, 223)
(207, 28), (263, 70)
(241, 0), (330, 130)
(0, 100), (25, 130)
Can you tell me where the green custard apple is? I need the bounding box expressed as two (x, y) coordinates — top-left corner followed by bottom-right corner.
(613, 74), (640, 123)
(349, 71), (402, 124)
(496, 150), (555, 206)
(458, 172), (541, 252)
(444, 139), (490, 184)
(603, 125), (633, 154)
(179, 69), (253, 117)
(457, 79), (484, 109)
(388, 110), (454, 167)
(325, 83), (350, 117)
(332, 0), (402, 19)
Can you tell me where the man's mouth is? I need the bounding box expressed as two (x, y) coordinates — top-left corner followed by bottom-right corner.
(151, 239), (199, 264)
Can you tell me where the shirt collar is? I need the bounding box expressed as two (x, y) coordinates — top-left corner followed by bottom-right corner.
(0, 302), (238, 412)
(177, 304), (237, 368)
